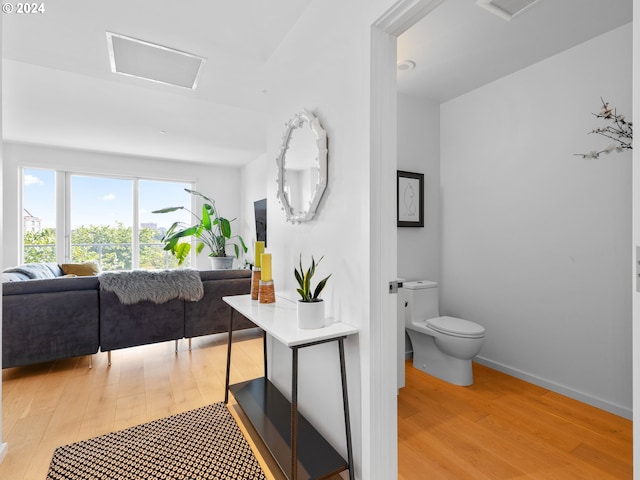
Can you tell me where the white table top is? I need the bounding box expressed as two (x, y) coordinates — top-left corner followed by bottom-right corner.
(223, 294), (358, 347)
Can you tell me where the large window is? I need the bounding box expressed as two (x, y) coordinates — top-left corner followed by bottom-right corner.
(22, 168), (193, 270)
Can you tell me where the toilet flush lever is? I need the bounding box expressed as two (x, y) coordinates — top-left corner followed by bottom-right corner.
(388, 280), (403, 294)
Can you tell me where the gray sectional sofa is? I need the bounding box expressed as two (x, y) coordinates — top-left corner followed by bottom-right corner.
(2, 263), (254, 369)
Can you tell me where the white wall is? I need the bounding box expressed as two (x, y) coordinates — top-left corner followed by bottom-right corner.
(264, 0), (366, 468)
(240, 153), (268, 258)
(397, 93), (440, 283)
(261, 1), (401, 478)
(440, 24), (632, 417)
(2, 142), (245, 270)
(0, 14), (9, 462)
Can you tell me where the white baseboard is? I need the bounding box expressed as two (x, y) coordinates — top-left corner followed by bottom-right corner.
(474, 356), (632, 420)
(0, 442), (8, 464)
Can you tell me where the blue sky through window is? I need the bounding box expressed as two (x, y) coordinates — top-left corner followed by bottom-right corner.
(71, 175), (133, 229)
(23, 168), (55, 228)
(139, 179), (192, 230)
(24, 168), (192, 230)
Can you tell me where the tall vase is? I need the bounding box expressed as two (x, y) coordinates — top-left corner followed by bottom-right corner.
(297, 300), (325, 329)
(250, 267), (261, 300)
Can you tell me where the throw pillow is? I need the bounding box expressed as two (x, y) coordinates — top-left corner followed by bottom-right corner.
(3, 263), (61, 279)
(60, 262), (100, 276)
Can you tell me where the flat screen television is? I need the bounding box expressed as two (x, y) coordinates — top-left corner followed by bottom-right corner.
(254, 198), (267, 247)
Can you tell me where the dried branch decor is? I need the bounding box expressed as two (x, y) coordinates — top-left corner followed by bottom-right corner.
(575, 98), (632, 159)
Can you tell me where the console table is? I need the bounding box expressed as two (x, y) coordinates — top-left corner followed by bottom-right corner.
(223, 294), (358, 480)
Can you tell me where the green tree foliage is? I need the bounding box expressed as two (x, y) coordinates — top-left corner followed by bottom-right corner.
(139, 226), (185, 270)
(24, 223), (186, 270)
(23, 227), (56, 263)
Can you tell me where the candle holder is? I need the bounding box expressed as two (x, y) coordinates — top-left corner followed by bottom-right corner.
(259, 280), (275, 304)
(251, 267), (261, 300)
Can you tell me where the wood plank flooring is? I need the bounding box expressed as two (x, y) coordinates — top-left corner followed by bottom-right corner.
(399, 361), (632, 479)
(0, 329), (297, 480)
(0, 329), (632, 479)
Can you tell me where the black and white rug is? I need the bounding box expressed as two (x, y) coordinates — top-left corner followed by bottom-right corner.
(47, 402), (266, 480)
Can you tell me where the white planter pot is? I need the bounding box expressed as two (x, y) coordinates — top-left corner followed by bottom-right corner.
(297, 300), (325, 329)
(209, 256), (234, 270)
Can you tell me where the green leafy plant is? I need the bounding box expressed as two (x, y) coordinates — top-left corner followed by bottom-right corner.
(294, 254), (331, 302)
(153, 189), (247, 266)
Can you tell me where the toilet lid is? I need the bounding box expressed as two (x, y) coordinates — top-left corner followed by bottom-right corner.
(427, 316), (485, 338)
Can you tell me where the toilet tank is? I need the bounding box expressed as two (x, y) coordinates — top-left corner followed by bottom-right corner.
(404, 280), (439, 324)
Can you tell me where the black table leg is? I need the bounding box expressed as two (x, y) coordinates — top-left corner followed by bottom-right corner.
(291, 346), (299, 480)
(263, 330), (268, 378)
(339, 338), (355, 480)
(224, 309), (235, 404)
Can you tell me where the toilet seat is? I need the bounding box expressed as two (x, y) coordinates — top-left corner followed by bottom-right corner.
(427, 316), (485, 338)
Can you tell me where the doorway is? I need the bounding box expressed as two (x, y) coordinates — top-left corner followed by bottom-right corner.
(372, 0), (634, 477)
(369, 1), (446, 478)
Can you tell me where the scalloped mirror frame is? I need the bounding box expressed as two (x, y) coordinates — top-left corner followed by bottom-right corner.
(276, 109), (328, 223)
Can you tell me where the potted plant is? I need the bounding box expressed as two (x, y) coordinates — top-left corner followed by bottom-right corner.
(294, 254), (331, 329)
(153, 189), (247, 269)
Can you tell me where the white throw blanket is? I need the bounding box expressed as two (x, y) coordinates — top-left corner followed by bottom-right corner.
(99, 269), (204, 305)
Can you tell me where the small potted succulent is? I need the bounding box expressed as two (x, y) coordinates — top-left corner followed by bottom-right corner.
(294, 254), (331, 329)
(153, 189), (247, 269)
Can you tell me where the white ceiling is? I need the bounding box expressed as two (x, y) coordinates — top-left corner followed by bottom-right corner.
(2, 0), (312, 166)
(397, 0), (632, 103)
(2, 0), (633, 167)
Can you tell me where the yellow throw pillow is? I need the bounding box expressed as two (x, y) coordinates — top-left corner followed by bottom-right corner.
(60, 262), (100, 276)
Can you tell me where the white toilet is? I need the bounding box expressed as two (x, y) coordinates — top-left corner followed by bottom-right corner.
(404, 280), (485, 386)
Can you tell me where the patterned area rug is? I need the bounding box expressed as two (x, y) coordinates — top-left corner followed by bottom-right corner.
(47, 402), (266, 480)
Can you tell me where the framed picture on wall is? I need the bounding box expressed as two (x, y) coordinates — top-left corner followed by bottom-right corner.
(397, 170), (424, 227)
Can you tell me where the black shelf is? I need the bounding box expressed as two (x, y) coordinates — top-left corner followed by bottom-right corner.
(230, 377), (348, 480)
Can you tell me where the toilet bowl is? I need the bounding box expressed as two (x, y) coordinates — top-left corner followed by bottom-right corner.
(404, 280), (485, 386)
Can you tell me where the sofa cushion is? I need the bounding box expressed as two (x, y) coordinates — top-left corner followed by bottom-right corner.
(99, 290), (185, 351)
(3, 288), (100, 368)
(198, 269), (253, 282)
(185, 269), (254, 338)
(3, 262), (63, 280)
(60, 262), (100, 276)
(2, 276), (99, 296)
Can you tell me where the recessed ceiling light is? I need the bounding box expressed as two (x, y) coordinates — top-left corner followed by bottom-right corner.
(106, 32), (206, 89)
(476, 0), (543, 21)
(397, 60), (416, 72)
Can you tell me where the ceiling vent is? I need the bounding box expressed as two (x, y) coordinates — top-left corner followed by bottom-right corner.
(476, 0), (543, 21)
(106, 32), (206, 89)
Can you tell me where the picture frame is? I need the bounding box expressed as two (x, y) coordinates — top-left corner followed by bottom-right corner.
(397, 170), (424, 227)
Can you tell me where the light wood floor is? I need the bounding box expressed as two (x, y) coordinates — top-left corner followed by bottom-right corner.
(399, 360), (632, 479)
(0, 330), (632, 479)
(0, 329), (301, 480)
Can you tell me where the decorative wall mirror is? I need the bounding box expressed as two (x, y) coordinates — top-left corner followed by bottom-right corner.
(276, 110), (328, 223)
